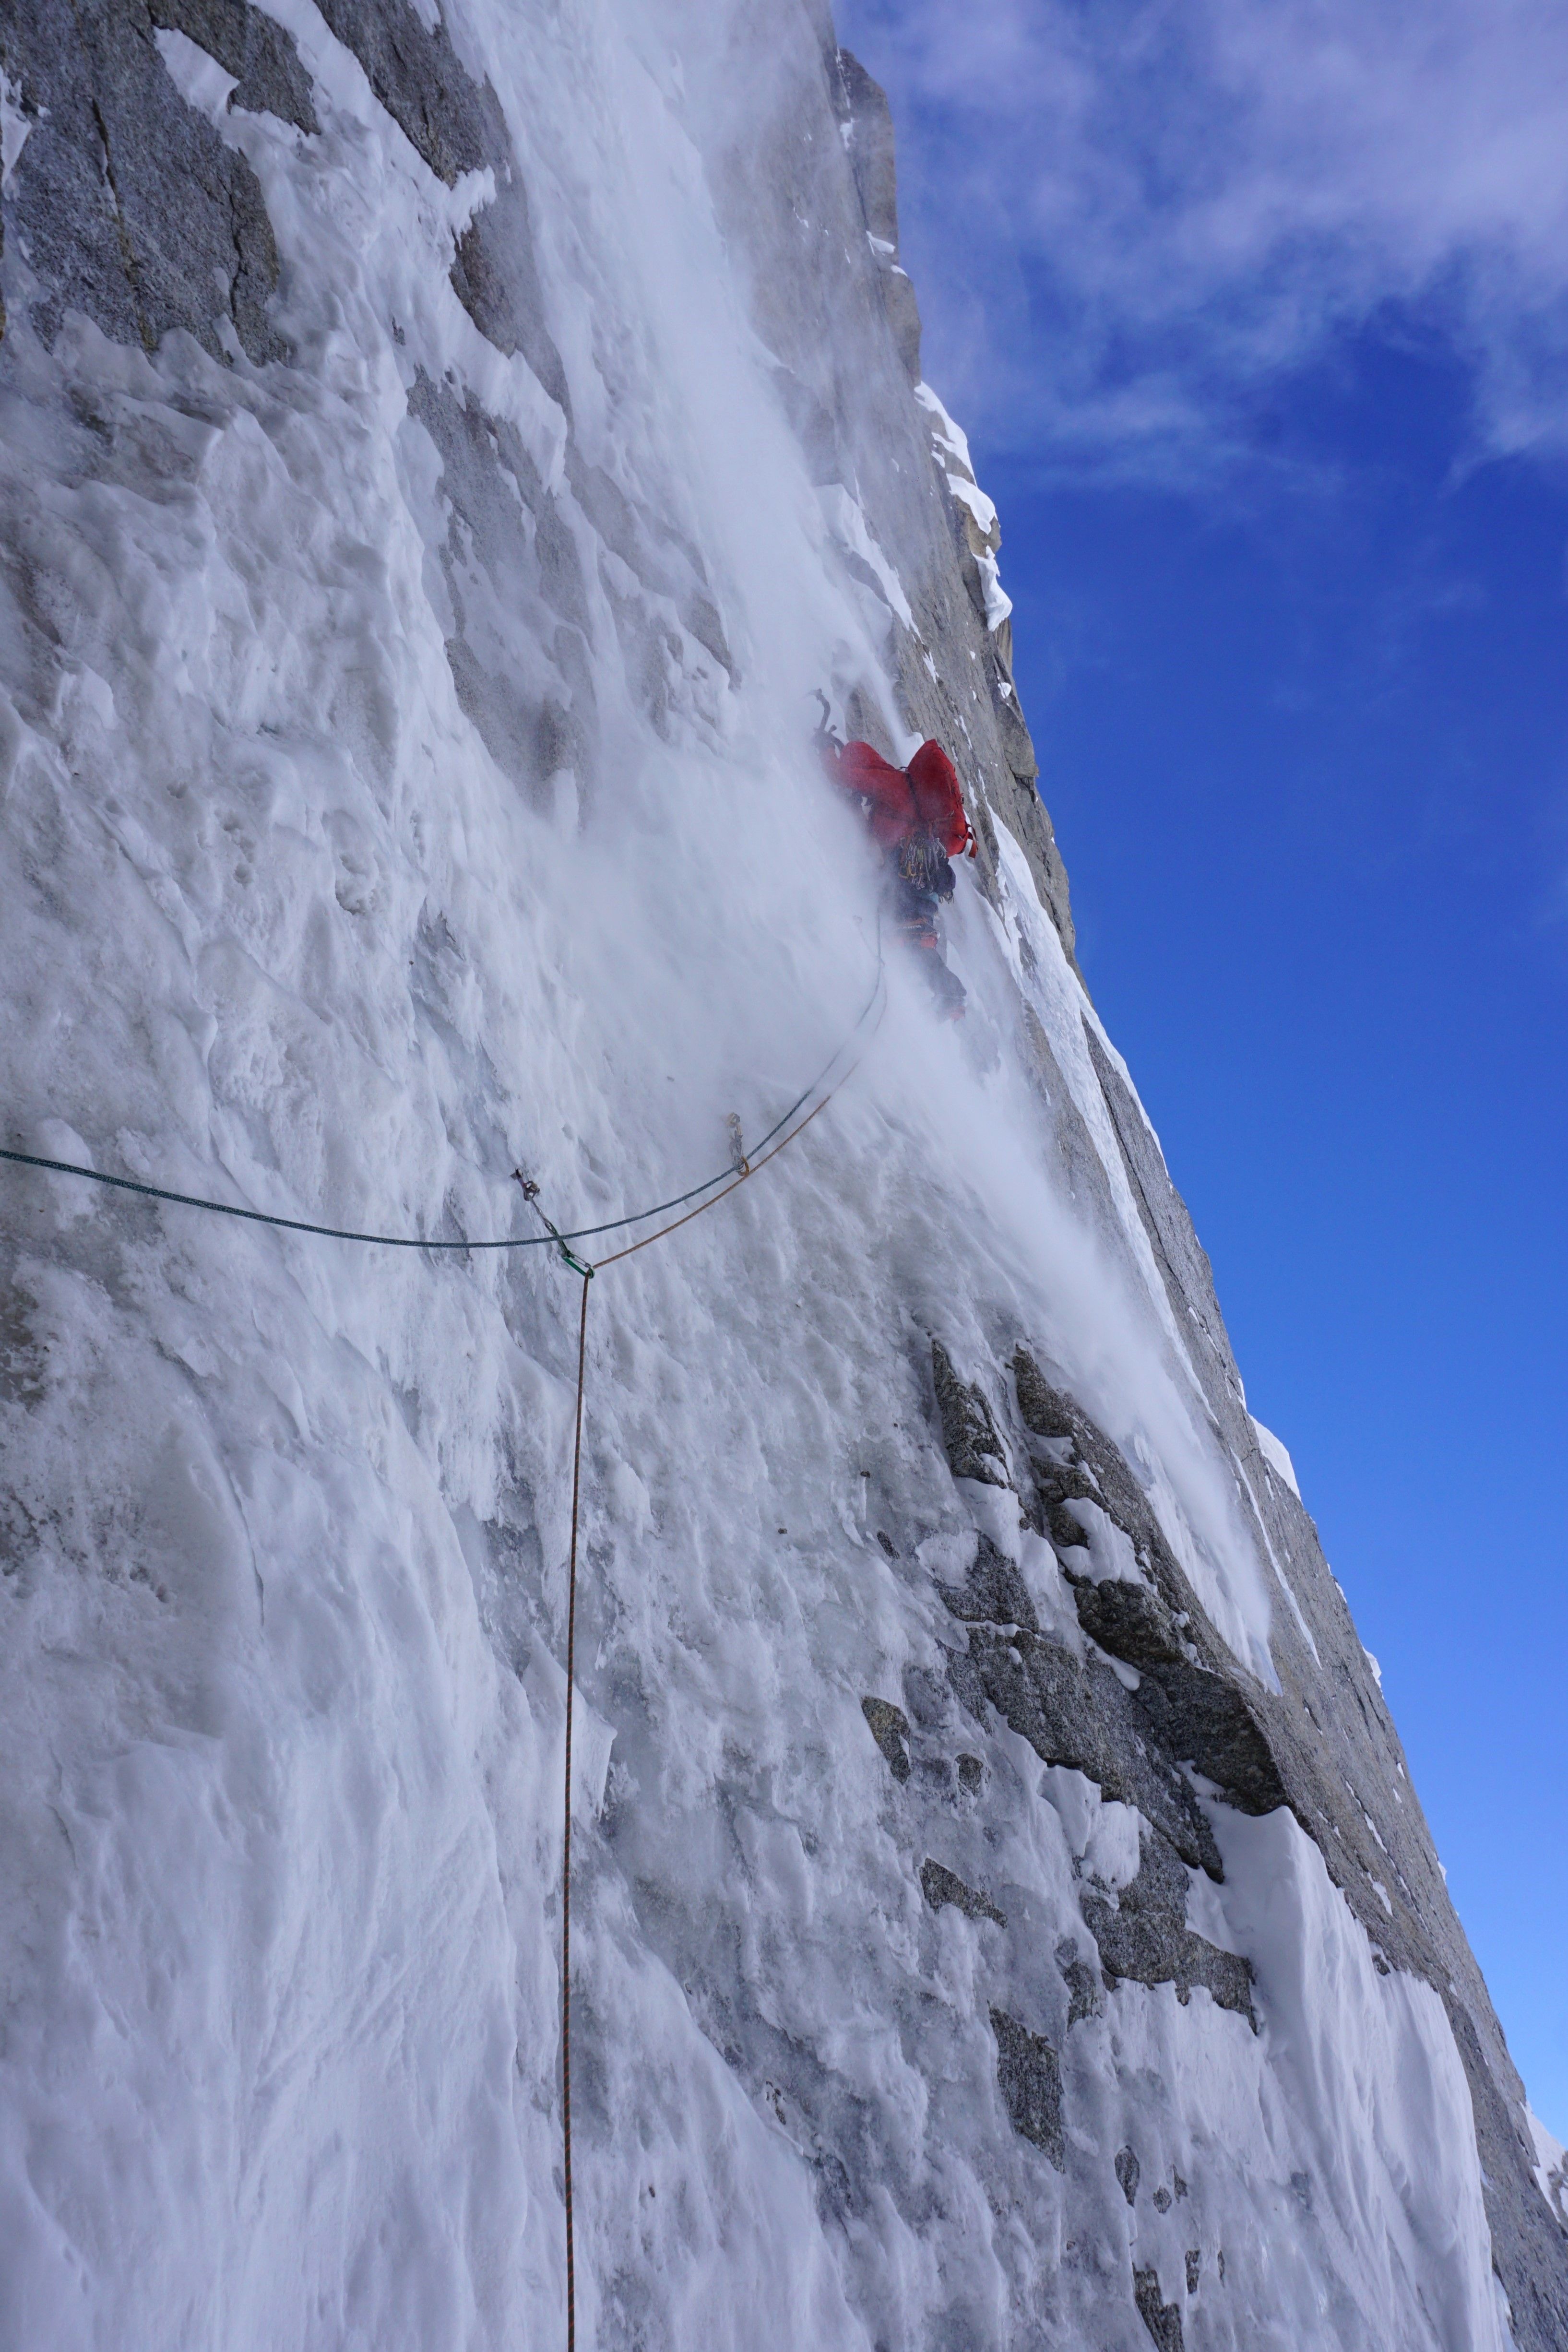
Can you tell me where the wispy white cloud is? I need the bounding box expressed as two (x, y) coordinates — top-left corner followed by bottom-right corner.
(839, 0), (1568, 478)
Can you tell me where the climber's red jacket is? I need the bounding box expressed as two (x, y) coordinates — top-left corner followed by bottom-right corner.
(826, 737), (974, 857)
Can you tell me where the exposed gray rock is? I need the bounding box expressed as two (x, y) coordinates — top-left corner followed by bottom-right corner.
(833, 50), (920, 383)
(1007, 1338), (1568, 2342)
(929, 1339), (1009, 1486)
(941, 1586), (1225, 1879)
(1080, 1829), (1256, 2029)
(1133, 2267), (1184, 2352)
(309, 0), (568, 405)
(147, 0), (317, 130)
(1073, 1577), (1289, 1817)
(1018, 998), (1129, 1237)
(700, 19), (1080, 970)
(3, 0), (290, 361)
(1056, 1934), (1103, 2026)
(1446, 1999), (1568, 2352)
(1115, 2144), (1140, 2206)
(919, 1858), (1005, 1927)
(989, 2008), (1063, 2167)
(1015, 1347), (1176, 1565)
(860, 1695), (910, 1783)
(313, 0), (488, 180)
(937, 1532), (1036, 1630)
(929, 1314), (1563, 2328)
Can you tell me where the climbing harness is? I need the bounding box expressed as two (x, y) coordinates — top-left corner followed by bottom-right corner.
(0, 936), (885, 2352)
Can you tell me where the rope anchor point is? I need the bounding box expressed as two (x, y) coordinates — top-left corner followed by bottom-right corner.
(515, 1167), (595, 1279)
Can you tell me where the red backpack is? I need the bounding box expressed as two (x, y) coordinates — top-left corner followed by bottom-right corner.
(905, 740), (972, 857)
(826, 737), (974, 857)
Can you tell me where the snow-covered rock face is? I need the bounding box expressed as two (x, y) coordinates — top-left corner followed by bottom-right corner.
(0, 3), (1564, 2348)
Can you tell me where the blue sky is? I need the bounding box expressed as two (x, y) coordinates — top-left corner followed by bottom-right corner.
(836, 0), (1568, 2138)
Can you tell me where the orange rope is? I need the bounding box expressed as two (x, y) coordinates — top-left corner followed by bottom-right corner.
(561, 1263), (591, 2352)
(554, 1002), (881, 2349)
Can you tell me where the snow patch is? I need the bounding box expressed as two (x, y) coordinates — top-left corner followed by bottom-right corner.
(1527, 2104), (1568, 2226)
(914, 379), (974, 475)
(942, 470), (998, 545)
(1039, 1767), (1142, 1889)
(1, 72), (32, 186)
(915, 383), (1012, 629)
(1208, 1806), (1511, 2352)
(973, 549), (1012, 630)
(1251, 1414), (1300, 1497)
(154, 27), (239, 120)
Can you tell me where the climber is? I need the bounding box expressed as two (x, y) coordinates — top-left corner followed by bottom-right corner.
(817, 708), (974, 1020)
